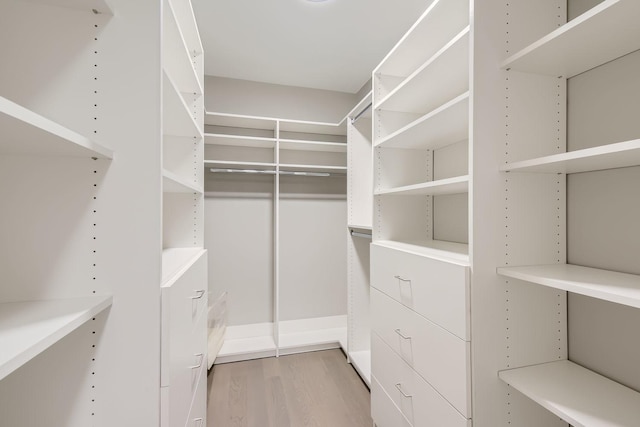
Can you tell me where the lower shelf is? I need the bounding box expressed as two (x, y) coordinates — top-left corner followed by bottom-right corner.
(278, 326), (346, 356)
(216, 335), (277, 364)
(499, 360), (640, 427)
(349, 350), (371, 387)
(0, 295), (113, 381)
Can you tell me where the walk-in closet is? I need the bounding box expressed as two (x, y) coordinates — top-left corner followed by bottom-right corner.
(2, 0), (640, 426)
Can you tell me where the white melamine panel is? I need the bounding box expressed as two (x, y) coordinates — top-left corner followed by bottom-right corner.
(375, 195), (432, 244)
(375, 92), (469, 150)
(279, 139), (346, 153)
(375, 0), (469, 80)
(0, 296), (112, 381)
(279, 149), (346, 169)
(375, 146), (431, 190)
(0, 97), (113, 159)
(278, 316), (346, 355)
(279, 120), (346, 137)
(500, 360), (640, 427)
(347, 235), (371, 354)
(433, 194), (469, 244)
(164, 192), (203, 249)
(278, 164), (347, 174)
(371, 243), (469, 340)
(204, 112), (277, 131)
(374, 240), (468, 265)
(164, 135), (199, 181)
(371, 288), (471, 416)
(162, 247), (204, 285)
(376, 28), (469, 115)
(498, 264), (640, 309)
(348, 350), (370, 387)
(434, 139), (468, 180)
(371, 377), (412, 427)
(163, 169), (202, 193)
(348, 117), (373, 228)
(216, 329), (276, 364)
(375, 175), (468, 196)
(163, 71), (202, 139)
(205, 133), (276, 149)
(372, 333), (469, 426)
(502, 0), (640, 78)
(205, 143), (275, 166)
(185, 362), (207, 427)
(205, 160), (276, 171)
(163, 0), (202, 99)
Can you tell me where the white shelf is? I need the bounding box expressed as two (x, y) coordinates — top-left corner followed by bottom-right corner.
(375, 175), (469, 196)
(163, 71), (202, 139)
(205, 112), (277, 131)
(279, 163), (347, 174)
(0, 96), (113, 159)
(167, 0), (203, 56)
(163, 0), (202, 99)
(376, 27), (469, 114)
(349, 350), (371, 387)
(163, 169), (202, 193)
(374, 240), (469, 266)
(205, 160), (276, 169)
(216, 336), (277, 364)
(348, 224), (373, 234)
(279, 120), (346, 137)
(278, 327), (347, 355)
(0, 295), (113, 381)
(376, 92), (469, 149)
(500, 139), (640, 174)
(279, 139), (347, 153)
(375, 0), (469, 78)
(499, 360), (640, 427)
(204, 133), (276, 149)
(497, 264), (640, 310)
(161, 247), (206, 286)
(502, 0), (640, 78)
(24, 0), (113, 14)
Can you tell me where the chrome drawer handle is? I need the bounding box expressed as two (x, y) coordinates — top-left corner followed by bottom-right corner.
(189, 353), (204, 369)
(193, 418), (204, 427)
(394, 275), (411, 284)
(394, 329), (411, 340)
(395, 383), (412, 398)
(190, 290), (205, 300)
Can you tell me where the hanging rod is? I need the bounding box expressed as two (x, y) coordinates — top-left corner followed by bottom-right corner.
(350, 230), (372, 239)
(209, 168), (333, 177)
(351, 102), (373, 124)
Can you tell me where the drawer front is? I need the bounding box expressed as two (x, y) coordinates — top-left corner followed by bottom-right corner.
(185, 362), (207, 427)
(372, 333), (470, 427)
(371, 377), (412, 427)
(371, 243), (470, 340)
(161, 250), (208, 388)
(371, 288), (471, 417)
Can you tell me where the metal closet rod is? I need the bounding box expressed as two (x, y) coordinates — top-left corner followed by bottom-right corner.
(351, 102), (373, 124)
(350, 230), (372, 239)
(209, 168), (333, 177)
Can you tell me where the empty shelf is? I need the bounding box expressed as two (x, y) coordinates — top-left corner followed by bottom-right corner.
(376, 92), (469, 149)
(500, 139), (640, 174)
(163, 169), (202, 193)
(502, 0), (640, 78)
(205, 160), (276, 170)
(205, 112), (277, 131)
(279, 139), (347, 153)
(161, 247), (206, 286)
(349, 350), (371, 387)
(0, 96), (113, 159)
(374, 240), (469, 265)
(375, 175), (469, 196)
(204, 134), (276, 149)
(0, 295), (113, 381)
(497, 264), (640, 309)
(500, 360), (640, 427)
(279, 164), (347, 174)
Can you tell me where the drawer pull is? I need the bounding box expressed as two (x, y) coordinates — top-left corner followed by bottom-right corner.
(189, 353), (204, 369)
(395, 383), (412, 398)
(190, 290), (205, 300)
(193, 418), (204, 427)
(394, 275), (411, 284)
(394, 329), (411, 340)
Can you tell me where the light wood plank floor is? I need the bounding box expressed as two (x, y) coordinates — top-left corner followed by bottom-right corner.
(207, 349), (372, 427)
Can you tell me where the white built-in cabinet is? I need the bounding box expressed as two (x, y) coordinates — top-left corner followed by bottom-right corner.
(0, 0), (206, 425)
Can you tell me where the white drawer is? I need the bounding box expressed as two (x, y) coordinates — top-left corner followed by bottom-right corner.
(371, 243), (470, 340)
(371, 376), (412, 427)
(372, 332), (470, 427)
(371, 287), (471, 417)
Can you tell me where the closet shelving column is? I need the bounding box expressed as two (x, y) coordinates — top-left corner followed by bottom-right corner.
(346, 92), (373, 386)
(370, 0), (472, 425)
(490, 1), (640, 425)
(161, 0), (208, 426)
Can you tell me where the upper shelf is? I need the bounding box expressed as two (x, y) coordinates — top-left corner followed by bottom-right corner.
(0, 295), (112, 381)
(502, 0), (640, 78)
(0, 96), (113, 159)
(163, 71), (202, 140)
(374, 0), (469, 79)
(205, 133), (276, 149)
(24, 0), (113, 14)
(375, 27), (470, 114)
(163, 168), (203, 193)
(204, 112), (347, 136)
(498, 263), (640, 310)
(279, 139), (347, 153)
(167, 0), (203, 57)
(375, 92), (469, 150)
(375, 175), (469, 197)
(500, 139), (640, 174)
(499, 360), (640, 427)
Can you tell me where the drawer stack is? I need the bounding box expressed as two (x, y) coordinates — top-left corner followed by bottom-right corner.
(370, 243), (471, 426)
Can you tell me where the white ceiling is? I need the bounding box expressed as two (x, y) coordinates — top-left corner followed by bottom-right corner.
(192, 0), (430, 93)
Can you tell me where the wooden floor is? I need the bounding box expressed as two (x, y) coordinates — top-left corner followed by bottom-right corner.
(207, 349), (372, 427)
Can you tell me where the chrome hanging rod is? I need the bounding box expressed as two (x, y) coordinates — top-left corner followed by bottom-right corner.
(350, 230), (372, 239)
(351, 102), (373, 124)
(209, 168), (332, 177)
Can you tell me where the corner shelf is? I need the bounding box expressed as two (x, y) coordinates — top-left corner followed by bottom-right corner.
(499, 360), (640, 427)
(163, 169), (202, 193)
(502, 0), (640, 78)
(497, 264), (640, 310)
(163, 71), (202, 140)
(0, 295), (113, 381)
(376, 27), (469, 114)
(204, 134), (276, 149)
(279, 139), (347, 153)
(374, 240), (469, 266)
(0, 96), (113, 159)
(375, 175), (469, 196)
(375, 92), (469, 150)
(500, 139), (640, 174)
